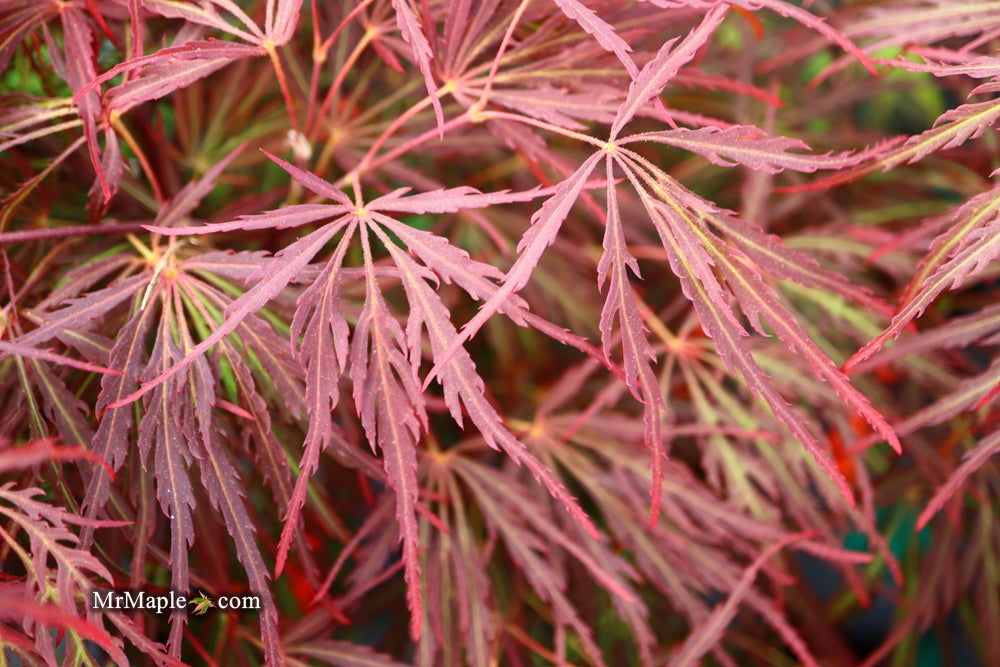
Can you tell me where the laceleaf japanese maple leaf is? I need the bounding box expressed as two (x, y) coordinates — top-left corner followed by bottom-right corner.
(0, 156), (318, 665)
(76, 0), (307, 106)
(496, 383), (879, 667)
(0, 450), (183, 666)
(0, 98), (81, 157)
(2, 250), (297, 664)
(779, 5), (1000, 198)
(53, 0), (306, 209)
(285, 639), (408, 666)
(845, 190), (1000, 370)
(0, 0), (122, 209)
(386, 0), (643, 134)
(780, 99), (1000, 196)
(112, 151), (604, 640)
(641, 0), (877, 76)
(448, 453), (642, 667)
(424, 6), (898, 517)
(818, 72), (1000, 370)
(304, 428), (647, 666)
(0, 252), (120, 450)
(0, 484), (131, 665)
(844, 303), (999, 535)
(802, 0), (1000, 85)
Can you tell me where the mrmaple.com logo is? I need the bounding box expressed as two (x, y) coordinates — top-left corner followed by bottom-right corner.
(89, 589), (260, 615)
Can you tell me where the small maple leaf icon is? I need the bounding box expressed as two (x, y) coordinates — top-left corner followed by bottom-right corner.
(189, 592), (215, 615)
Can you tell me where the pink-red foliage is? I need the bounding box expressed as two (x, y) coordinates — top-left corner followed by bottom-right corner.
(1, 0), (998, 665)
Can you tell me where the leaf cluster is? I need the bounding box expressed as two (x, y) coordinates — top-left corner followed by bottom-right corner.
(1, 0), (999, 665)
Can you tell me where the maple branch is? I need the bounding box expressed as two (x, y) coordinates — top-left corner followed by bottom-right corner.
(265, 41), (301, 134)
(308, 0), (380, 131)
(311, 29), (374, 136)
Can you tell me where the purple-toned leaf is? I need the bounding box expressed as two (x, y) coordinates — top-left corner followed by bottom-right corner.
(351, 229), (427, 640)
(847, 215), (1000, 370)
(902, 185), (1000, 305)
(266, 0), (304, 44)
(895, 99), (1000, 167)
(598, 159), (665, 525)
(148, 206), (350, 236)
(373, 219), (598, 538)
(668, 532), (811, 666)
(885, 54), (1000, 79)
(82, 302), (158, 532)
(424, 151), (603, 389)
(620, 152), (900, 458)
(87, 125), (124, 217)
(195, 418), (282, 666)
(716, 242), (901, 453)
(0, 594), (127, 666)
(642, 174), (741, 332)
(370, 185), (544, 214)
(610, 5), (728, 138)
(0, 486), (124, 662)
(108, 222), (345, 409)
(289, 639), (408, 666)
(455, 460), (608, 666)
(75, 40), (266, 105)
(60, 6), (111, 202)
(391, 0), (444, 133)
(462, 456), (636, 602)
(142, 0), (262, 42)
(789, 100), (1000, 193)
(275, 223), (356, 576)
(622, 126), (864, 174)
(262, 150), (354, 205)
(707, 211), (892, 318)
(552, 0), (638, 77)
(8, 274), (148, 352)
(29, 359), (95, 447)
(106, 56), (253, 114)
(916, 429), (1000, 530)
(0, 340), (119, 375)
(138, 312), (195, 654)
(620, 162), (857, 505)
